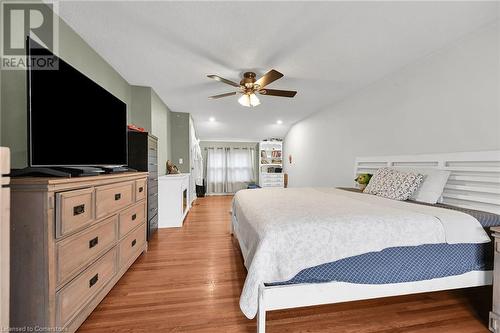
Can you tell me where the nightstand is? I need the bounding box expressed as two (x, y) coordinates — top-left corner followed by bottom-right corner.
(490, 227), (500, 332)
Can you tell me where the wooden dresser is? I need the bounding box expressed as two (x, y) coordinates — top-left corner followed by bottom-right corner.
(0, 148), (10, 331)
(10, 172), (148, 333)
(491, 226), (500, 332)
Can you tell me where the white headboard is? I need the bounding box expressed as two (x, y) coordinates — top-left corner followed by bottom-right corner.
(355, 150), (500, 215)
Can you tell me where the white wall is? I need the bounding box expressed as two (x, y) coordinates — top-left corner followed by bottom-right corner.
(284, 22), (500, 188)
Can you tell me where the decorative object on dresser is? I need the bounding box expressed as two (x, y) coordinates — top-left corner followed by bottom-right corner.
(127, 131), (159, 240)
(490, 226), (500, 333)
(10, 172), (148, 333)
(1, 147), (10, 330)
(259, 140), (284, 188)
(158, 174), (190, 228)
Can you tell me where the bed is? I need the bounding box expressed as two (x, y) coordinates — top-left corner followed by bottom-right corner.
(231, 150), (500, 333)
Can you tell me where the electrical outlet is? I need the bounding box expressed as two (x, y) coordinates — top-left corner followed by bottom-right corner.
(179, 158), (183, 164)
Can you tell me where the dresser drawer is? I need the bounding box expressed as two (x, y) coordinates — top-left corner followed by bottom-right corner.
(119, 224), (146, 268)
(95, 182), (133, 218)
(135, 179), (147, 202)
(56, 215), (118, 285)
(148, 155), (158, 165)
(148, 205), (158, 220)
(119, 202), (146, 238)
(56, 247), (117, 327)
(148, 163), (158, 173)
(148, 137), (157, 148)
(56, 188), (95, 238)
(148, 181), (158, 194)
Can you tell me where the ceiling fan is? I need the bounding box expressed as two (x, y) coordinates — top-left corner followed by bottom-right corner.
(207, 69), (297, 107)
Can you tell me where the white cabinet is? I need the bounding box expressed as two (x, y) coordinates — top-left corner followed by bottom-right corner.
(259, 141), (284, 188)
(158, 174), (190, 228)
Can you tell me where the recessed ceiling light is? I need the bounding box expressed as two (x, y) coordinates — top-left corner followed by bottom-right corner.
(209, 117), (215, 122)
(276, 120), (283, 125)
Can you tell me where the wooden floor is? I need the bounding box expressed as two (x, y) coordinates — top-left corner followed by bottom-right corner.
(78, 195), (492, 333)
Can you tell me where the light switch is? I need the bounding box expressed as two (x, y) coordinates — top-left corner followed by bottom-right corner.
(179, 158), (183, 164)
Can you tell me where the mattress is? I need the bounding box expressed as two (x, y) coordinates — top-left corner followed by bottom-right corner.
(267, 196), (500, 286)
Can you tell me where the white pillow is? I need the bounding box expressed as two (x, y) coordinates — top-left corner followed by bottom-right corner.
(396, 167), (450, 204)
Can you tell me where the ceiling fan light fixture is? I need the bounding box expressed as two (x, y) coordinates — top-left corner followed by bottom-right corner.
(249, 93), (260, 106)
(238, 94), (251, 107)
(238, 93), (260, 107)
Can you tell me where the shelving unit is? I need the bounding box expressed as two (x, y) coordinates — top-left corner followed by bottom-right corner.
(259, 140), (284, 188)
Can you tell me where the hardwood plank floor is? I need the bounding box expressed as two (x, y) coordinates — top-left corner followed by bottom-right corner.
(78, 195), (492, 333)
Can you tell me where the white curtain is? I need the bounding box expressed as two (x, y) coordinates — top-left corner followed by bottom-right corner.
(206, 147), (256, 194)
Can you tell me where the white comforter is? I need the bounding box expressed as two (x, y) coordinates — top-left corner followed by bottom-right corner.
(232, 188), (490, 319)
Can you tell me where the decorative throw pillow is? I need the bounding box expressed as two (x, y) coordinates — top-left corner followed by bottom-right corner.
(363, 167), (424, 200)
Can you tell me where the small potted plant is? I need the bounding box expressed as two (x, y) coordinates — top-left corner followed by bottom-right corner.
(354, 173), (372, 191)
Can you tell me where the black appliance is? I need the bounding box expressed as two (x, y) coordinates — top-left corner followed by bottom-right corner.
(17, 37), (127, 176)
(127, 131), (158, 240)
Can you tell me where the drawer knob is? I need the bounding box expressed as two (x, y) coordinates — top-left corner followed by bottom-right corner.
(131, 239), (137, 247)
(115, 193), (121, 201)
(139, 187), (144, 193)
(89, 273), (99, 288)
(89, 237), (99, 249)
(132, 213), (137, 221)
(73, 204), (85, 216)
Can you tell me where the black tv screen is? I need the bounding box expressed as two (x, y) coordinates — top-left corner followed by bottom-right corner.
(27, 38), (127, 167)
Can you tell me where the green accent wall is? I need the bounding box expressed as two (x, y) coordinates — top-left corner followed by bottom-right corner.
(170, 112), (190, 173)
(0, 4), (175, 173)
(1, 3), (131, 168)
(151, 89), (172, 176)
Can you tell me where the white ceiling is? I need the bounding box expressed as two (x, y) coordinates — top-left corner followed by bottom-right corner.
(57, 1), (499, 141)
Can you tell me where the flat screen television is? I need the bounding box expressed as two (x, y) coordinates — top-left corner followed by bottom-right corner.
(27, 37), (127, 167)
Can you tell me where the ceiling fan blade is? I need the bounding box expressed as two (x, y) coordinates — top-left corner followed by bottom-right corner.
(259, 89), (297, 98)
(208, 91), (238, 99)
(207, 75), (240, 87)
(255, 69), (284, 89)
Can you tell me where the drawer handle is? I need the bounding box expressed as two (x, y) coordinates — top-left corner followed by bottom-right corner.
(139, 187), (144, 193)
(115, 193), (121, 201)
(73, 204), (85, 216)
(89, 237), (99, 249)
(132, 213), (137, 221)
(89, 274), (99, 288)
(131, 239), (137, 247)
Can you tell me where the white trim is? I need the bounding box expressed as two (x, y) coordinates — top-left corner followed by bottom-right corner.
(261, 271), (491, 312)
(255, 271), (491, 333)
(355, 150), (500, 214)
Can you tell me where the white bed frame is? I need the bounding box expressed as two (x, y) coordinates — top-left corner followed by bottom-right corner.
(236, 150), (500, 333)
